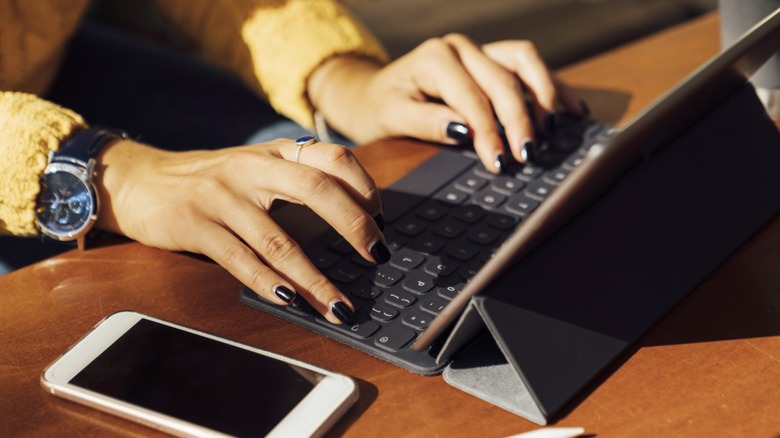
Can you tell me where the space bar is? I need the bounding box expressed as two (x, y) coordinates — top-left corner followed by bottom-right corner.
(381, 150), (475, 222)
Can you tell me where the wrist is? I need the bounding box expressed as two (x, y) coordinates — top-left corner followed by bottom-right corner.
(93, 139), (161, 235)
(308, 55), (383, 142)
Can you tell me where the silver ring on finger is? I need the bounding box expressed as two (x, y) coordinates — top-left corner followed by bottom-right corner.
(294, 135), (318, 163)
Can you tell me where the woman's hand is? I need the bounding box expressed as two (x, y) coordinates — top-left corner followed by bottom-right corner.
(94, 138), (388, 324)
(309, 34), (585, 172)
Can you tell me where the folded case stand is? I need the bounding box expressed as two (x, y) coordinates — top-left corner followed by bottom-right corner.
(437, 84), (780, 425)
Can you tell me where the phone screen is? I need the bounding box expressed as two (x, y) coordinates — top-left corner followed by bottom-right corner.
(68, 318), (319, 436)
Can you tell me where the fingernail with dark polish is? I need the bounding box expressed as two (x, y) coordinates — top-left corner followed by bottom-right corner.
(521, 140), (536, 163)
(369, 240), (391, 264)
(274, 285), (296, 304)
(446, 122), (471, 145)
(331, 301), (355, 324)
(494, 153), (507, 174)
(373, 213), (385, 231)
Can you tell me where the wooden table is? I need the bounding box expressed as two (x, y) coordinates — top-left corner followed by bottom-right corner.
(2, 12), (779, 437)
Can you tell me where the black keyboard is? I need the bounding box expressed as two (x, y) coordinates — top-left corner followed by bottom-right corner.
(240, 115), (611, 375)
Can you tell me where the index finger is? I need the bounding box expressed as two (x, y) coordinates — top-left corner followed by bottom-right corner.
(403, 37), (506, 172)
(216, 199), (356, 325)
(483, 41), (584, 116)
(268, 142), (389, 267)
(287, 139), (383, 224)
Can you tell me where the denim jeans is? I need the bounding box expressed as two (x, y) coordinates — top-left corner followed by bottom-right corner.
(1, 20), (347, 274)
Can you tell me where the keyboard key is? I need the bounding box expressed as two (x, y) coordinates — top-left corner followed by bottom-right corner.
(514, 164), (544, 181)
(491, 176), (525, 195)
(473, 190), (507, 210)
(329, 320), (380, 339)
(328, 261), (362, 284)
(415, 201), (449, 221)
(402, 272), (436, 295)
(524, 180), (556, 201)
(390, 248), (426, 271)
(543, 168), (570, 186)
(506, 194), (540, 216)
(410, 233), (445, 254)
(432, 220), (465, 239)
(563, 154), (585, 170)
(395, 218), (427, 236)
(372, 266), (404, 288)
(454, 174), (488, 193)
(383, 230), (407, 252)
(486, 213), (519, 229)
(437, 284), (465, 300)
(467, 227), (501, 245)
(452, 204), (485, 223)
(423, 257), (457, 277)
(434, 188), (468, 205)
(402, 310), (433, 330)
(370, 303), (399, 322)
(446, 242), (479, 261)
(385, 290), (417, 308)
(420, 295), (449, 315)
(561, 152), (584, 169)
(375, 325), (416, 352)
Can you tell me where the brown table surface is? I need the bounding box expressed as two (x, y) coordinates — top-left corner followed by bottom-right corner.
(2, 12), (780, 437)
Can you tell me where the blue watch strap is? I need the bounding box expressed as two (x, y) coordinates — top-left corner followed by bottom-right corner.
(54, 127), (127, 163)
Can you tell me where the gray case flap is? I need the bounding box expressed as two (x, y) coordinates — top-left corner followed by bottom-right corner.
(443, 329), (546, 425)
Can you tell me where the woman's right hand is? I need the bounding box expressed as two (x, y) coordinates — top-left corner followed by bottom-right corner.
(93, 137), (387, 325)
(309, 35), (585, 173)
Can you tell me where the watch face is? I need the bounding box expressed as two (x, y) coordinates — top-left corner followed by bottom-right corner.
(36, 165), (97, 239)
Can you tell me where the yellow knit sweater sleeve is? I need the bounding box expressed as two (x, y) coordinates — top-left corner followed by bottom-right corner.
(0, 92), (87, 236)
(154, 0), (388, 129)
(0, 0), (386, 237)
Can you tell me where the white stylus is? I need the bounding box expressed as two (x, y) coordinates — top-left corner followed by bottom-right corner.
(505, 426), (586, 438)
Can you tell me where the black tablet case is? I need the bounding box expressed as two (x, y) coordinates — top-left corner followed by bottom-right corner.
(439, 84), (780, 425)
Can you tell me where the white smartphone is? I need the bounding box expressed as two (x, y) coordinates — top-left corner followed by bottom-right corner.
(41, 311), (358, 437)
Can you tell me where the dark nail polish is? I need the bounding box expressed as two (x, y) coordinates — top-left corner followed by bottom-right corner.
(446, 122), (471, 144)
(373, 213), (385, 231)
(331, 301), (354, 324)
(274, 285), (296, 304)
(521, 140), (537, 163)
(369, 240), (391, 264)
(494, 153), (507, 174)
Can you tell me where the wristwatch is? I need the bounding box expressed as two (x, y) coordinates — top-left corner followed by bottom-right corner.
(35, 127), (127, 250)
